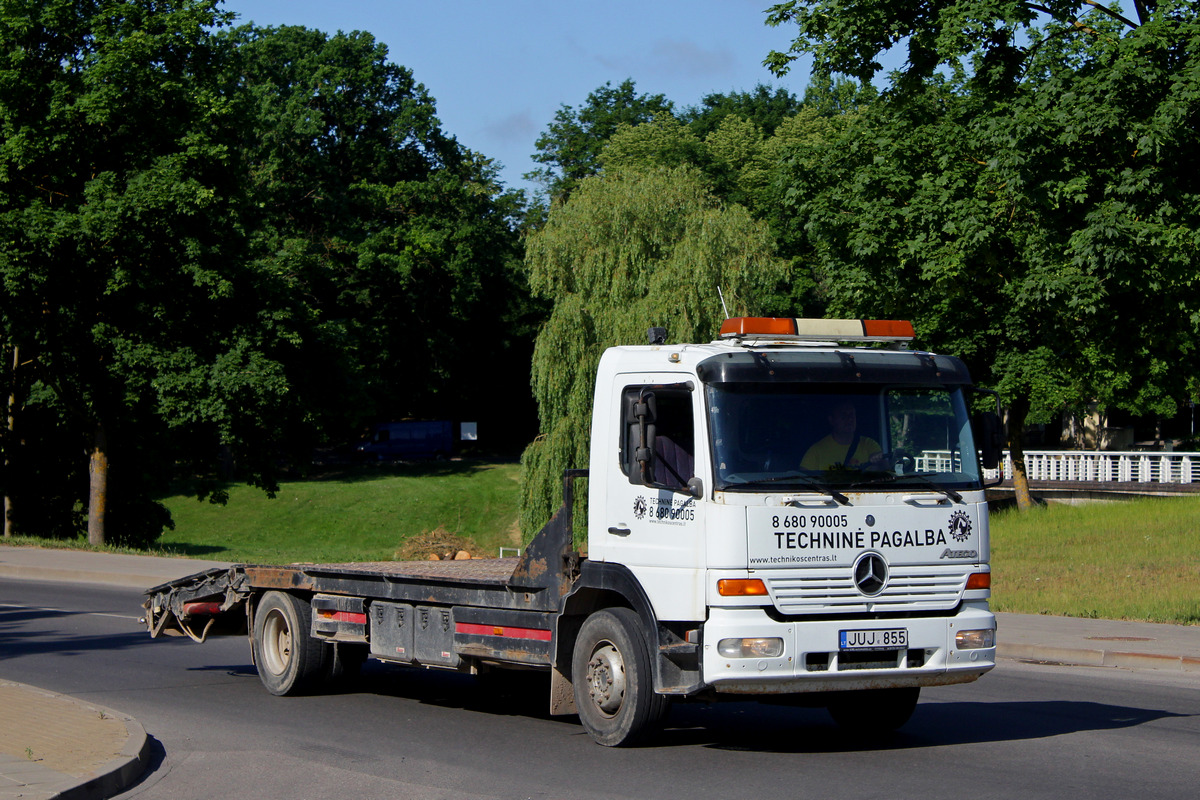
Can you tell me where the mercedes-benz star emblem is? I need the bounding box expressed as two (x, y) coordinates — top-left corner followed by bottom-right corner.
(852, 552), (889, 597)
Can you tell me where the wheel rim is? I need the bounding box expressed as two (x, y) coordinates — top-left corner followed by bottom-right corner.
(585, 640), (627, 717)
(261, 607), (293, 676)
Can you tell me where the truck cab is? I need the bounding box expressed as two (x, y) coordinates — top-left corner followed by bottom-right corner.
(576, 317), (998, 735)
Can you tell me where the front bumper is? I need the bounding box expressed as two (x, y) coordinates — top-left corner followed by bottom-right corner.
(701, 602), (995, 694)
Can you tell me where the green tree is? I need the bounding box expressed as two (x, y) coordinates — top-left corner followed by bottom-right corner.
(526, 79), (674, 203)
(598, 113), (707, 174)
(223, 24), (536, 451)
(680, 84), (803, 138)
(601, 112), (776, 218)
(766, 1), (1200, 508)
(0, 8), (537, 547)
(519, 166), (788, 537)
(0, 0), (286, 545)
(598, 104), (865, 315)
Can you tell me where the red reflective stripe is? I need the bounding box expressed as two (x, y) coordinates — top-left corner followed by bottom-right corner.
(455, 622), (553, 641)
(318, 610), (367, 624)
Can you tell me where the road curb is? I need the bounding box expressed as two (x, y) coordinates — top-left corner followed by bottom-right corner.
(53, 712), (151, 800)
(998, 642), (1200, 673)
(0, 682), (151, 800)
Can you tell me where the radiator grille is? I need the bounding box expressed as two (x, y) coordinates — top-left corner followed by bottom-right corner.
(766, 565), (968, 614)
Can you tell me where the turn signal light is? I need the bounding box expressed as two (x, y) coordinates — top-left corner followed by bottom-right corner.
(966, 572), (991, 590)
(718, 578), (769, 597)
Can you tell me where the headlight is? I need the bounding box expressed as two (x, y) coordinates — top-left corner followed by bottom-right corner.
(717, 637), (784, 658)
(955, 629), (995, 649)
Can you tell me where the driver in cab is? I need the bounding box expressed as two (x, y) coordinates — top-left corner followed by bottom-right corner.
(801, 401), (883, 472)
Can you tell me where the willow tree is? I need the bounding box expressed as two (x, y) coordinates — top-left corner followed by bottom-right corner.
(519, 165), (788, 538)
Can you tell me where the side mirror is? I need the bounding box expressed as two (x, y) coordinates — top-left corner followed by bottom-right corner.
(624, 391), (657, 484)
(976, 411), (1003, 470)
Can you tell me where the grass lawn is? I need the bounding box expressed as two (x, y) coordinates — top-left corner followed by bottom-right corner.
(989, 496), (1200, 624)
(156, 460), (524, 564)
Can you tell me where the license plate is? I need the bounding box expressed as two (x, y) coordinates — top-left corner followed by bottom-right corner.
(839, 628), (908, 651)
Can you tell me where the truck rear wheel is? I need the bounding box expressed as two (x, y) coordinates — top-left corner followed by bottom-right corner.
(826, 687), (920, 735)
(571, 608), (666, 746)
(253, 591), (327, 696)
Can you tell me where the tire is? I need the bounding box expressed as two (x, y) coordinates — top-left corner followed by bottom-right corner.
(571, 608), (667, 747)
(252, 591), (328, 696)
(826, 687), (920, 735)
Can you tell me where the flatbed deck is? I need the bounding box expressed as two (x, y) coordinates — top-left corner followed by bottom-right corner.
(293, 557), (521, 583)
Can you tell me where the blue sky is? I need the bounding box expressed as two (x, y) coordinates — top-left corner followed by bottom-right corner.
(218, 1), (813, 193)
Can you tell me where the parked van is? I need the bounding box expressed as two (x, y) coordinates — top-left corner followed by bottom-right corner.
(354, 420), (453, 461)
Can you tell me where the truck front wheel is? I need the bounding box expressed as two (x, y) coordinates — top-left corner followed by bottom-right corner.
(571, 608), (666, 746)
(253, 591), (327, 696)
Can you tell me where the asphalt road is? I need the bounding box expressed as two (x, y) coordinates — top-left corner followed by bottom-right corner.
(2, 578), (1197, 800)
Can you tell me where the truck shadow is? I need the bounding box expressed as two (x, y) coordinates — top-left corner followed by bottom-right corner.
(345, 662), (1189, 750)
(352, 661), (561, 720)
(658, 698), (1191, 751)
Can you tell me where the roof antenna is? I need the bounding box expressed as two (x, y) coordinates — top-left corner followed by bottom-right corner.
(717, 286), (730, 319)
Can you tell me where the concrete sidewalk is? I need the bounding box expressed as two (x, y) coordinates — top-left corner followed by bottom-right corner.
(0, 681), (150, 800)
(0, 543), (1197, 798)
(0, 545), (234, 591)
(998, 612), (1200, 673)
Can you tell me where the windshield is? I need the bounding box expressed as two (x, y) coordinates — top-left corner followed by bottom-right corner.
(706, 383), (983, 492)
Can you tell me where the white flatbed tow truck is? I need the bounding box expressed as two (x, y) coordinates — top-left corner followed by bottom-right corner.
(144, 317), (1002, 745)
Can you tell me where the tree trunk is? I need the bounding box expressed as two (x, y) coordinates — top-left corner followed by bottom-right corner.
(87, 424), (108, 546)
(3, 345), (15, 538)
(1007, 395), (1034, 511)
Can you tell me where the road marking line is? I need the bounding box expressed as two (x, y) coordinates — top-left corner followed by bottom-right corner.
(0, 602), (140, 620)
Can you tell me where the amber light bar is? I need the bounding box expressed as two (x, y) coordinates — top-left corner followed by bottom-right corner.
(719, 317), (915, 343)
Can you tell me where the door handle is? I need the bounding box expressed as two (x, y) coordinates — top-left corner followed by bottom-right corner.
(608, 525), (631, 536)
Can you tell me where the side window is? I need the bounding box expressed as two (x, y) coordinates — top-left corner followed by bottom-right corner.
(620, 384), (695, 490)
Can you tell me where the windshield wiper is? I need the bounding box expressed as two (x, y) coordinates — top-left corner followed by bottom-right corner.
(723, 473), (850, 505)
(848, 471), (963, 503)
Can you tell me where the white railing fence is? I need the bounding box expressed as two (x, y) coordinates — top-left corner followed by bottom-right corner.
(974, 450), (1200, 485)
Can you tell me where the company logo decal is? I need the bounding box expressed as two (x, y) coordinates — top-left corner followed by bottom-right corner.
(948, 510), (972, 542)
(940, 548), (979, 560)
(632, 495), (695, 526)
(633, 496), (648, 520)
(852, 552), (889, 596)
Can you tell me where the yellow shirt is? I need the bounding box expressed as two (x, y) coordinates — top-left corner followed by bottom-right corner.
(801, 435), (882, 472)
